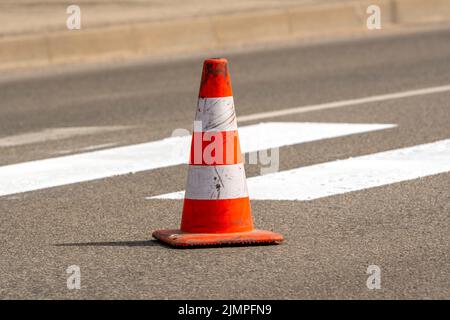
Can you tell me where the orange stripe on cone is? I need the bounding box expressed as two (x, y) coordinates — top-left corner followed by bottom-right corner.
(181, 198), (253, 233)
(152, 58), (284, 247)
(190, 131), (242, 165)
(199, 58), (232, 98)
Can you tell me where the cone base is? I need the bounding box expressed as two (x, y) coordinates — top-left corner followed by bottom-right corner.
(152, 229), (284, 248)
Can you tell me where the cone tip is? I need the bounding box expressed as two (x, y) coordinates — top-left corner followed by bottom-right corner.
(202, 58), (229, 71)
(199, 57), (232, 98)
(204, 57), (228, 63)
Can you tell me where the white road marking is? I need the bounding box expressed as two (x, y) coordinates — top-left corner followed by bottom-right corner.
(0, 122), (393, 197)
(0, 126), (132, 147)
(153, 139), (450, 201)
(238, 84), (450, 122)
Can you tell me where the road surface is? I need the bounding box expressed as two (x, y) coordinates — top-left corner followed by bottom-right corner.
(0, 27), (449, 299)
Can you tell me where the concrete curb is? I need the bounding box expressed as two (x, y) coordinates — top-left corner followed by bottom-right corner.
(1, 0), (449, 69)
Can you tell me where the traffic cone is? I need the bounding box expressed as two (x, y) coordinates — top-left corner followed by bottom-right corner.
(152, 58), (284, 247)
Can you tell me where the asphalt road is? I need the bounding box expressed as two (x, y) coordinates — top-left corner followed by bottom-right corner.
(0, 27), (449, 299)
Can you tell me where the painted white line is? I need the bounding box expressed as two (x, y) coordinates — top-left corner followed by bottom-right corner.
(0, 122), (394, 197)
(0, 126), (132, 147)
(238, 84), (450, 122)
(153, 139), (450, 201)
(239, 122), (395, 153)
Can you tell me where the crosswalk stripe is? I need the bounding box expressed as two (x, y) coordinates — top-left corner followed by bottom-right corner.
(152, 139), (450, 201)
(0, 122), (394, 197)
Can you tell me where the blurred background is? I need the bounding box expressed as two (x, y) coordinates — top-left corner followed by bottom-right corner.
(1, 0), (450, 70)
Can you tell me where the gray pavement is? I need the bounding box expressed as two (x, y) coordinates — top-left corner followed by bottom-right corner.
(0, 27), (449, 299)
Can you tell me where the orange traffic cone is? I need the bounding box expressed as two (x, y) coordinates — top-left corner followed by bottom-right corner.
(152, 58), (284, 247)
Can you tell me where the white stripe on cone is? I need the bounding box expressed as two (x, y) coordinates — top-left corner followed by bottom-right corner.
(185, 164), (249, 200)
(195, 97), (237, 132)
